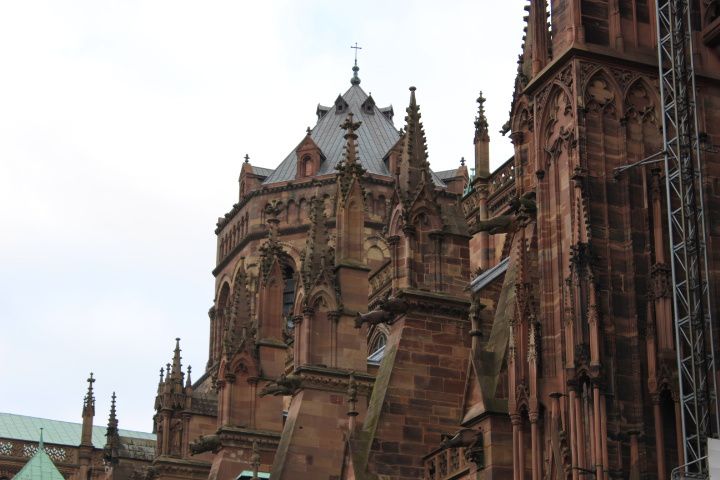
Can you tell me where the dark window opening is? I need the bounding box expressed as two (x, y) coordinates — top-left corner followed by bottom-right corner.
(582, 0), (610, 45)
(367, 333), (387, 365)
(282, 264), (295, 327)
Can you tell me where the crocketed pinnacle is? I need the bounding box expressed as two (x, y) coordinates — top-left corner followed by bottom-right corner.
(170, 338), (183, 384)
(107, 392), (118, 430)
(104, 392), (120, 465)
(300, 195), (332, 291)
(83, 373), (96, 414)
(340, 113), (362, 165)
(474, 92), (489, 142)
(185, 366), (192, 388)
(398, 86), (431, 202)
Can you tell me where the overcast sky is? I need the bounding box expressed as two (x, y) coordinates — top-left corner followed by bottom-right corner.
(0, 1), (524, 433)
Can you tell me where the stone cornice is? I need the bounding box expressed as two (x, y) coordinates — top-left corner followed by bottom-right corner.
(215, 426), (281, 449)
(292, 365), (375, 394)
(396, 288), (470, 317)
(215, 174), (396, 235)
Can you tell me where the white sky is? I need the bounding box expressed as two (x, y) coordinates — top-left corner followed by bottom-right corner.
(0, 1), (525, 433)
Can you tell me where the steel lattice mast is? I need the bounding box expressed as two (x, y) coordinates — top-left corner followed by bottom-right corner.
(655, 0), (720, 476)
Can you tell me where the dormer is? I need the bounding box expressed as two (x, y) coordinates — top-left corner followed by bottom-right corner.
(316, 104), (330, 120)
(296, 133), (323, 179)
(383, 135), (404, 177)
(335, 95), (349, 115)
(361, 95), (376, 115)
(379, 106), (394, 121)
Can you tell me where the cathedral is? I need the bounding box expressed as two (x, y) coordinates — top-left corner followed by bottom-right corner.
(3, 0), (720, 479)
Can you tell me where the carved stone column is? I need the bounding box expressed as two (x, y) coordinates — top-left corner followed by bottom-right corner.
(652, 395), (667, 480)
(529, 411), (540, 480)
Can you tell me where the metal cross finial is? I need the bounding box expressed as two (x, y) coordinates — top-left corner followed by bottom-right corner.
(244, 154), (249, 164)
(351, 42), (362, 66)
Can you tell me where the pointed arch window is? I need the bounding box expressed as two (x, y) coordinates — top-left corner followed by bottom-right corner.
(302, 156), (314, 177)
(282, 264), (295, 316)
(367, 333), (387, 365)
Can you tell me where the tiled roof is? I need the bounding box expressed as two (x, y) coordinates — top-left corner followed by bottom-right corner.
(263, 84), (399, 184)
(251, 166), (274, 178)
(0, 413), (155, 449)
(261, 84), (448, 188)
(434, 169), (460, 181)
(13, 440), (65, 480)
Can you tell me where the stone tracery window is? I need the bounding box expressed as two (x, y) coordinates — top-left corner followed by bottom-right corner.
(367, 333), (387, 365)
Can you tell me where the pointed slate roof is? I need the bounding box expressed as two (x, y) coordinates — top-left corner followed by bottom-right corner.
(262, 75), (446, 187)
(13, 431), (65, 480)
(263, 84), (398, 184)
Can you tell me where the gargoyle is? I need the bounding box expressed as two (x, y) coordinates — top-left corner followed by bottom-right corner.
(354, 294), (408, 328)
(189, 434), (221, 455)
(470, 214), (516, 235)
(440, 428), (484, 468)
(469, 191), (536, 235)
(259, 373), (302, 397)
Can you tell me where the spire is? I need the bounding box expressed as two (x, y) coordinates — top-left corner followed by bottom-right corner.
(474, 92), (491, 178)
(39, 428), (44, 450)
(397, 87), (432, 203)
(350, 42), (362, 86)
(108, 392), (118, 430)
(104, 393), (120, 465)
(84, 373), (95, 408)
(83, 373), (95, 415)
(170, 338), (183, 383)
(474, 92), (489, 142)
(340, 113), (362, 166)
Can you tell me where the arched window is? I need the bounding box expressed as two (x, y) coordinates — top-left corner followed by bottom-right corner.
(282, 264), (295, 316)
(367, 333), (387, 365)
(303, 156), (313, 177)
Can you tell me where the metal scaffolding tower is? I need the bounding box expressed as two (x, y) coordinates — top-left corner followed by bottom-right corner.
(655, 0), (720, 476)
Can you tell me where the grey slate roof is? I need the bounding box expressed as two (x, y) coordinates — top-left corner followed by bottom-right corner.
(262, 84), (446, 187)
(263, 84), (398, 184)
(251, 166), (274, 178)
(435, 169), (460, 181)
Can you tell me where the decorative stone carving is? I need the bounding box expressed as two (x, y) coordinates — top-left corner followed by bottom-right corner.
(258, 373), (302, 397)
(439, 429), (484, 469)
(625, 81), (657, 124)
(189, 435), (221, 455)
(585, 77), (616, 115)
(354, 293), (408, 328)
(469, 191), (536, 235)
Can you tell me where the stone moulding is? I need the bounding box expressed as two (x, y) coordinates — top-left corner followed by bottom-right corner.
(292, 365), (375, 395)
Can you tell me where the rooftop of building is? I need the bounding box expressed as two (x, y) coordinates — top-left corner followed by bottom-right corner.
(0, 412), (155, 449)
(261, 64), (445, 187)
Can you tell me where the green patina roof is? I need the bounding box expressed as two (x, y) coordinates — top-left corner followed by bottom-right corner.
(13, 431), (65, 480)
(0, 413), (154, 448)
